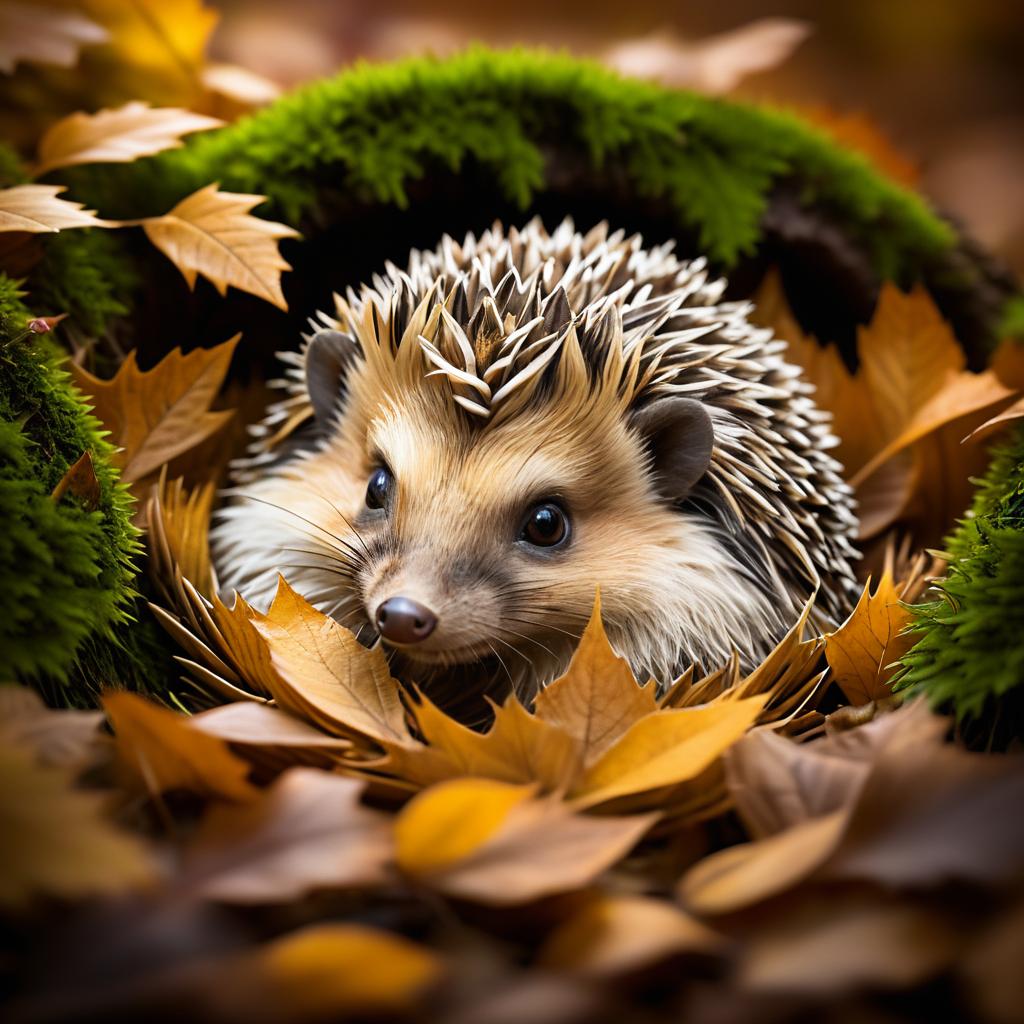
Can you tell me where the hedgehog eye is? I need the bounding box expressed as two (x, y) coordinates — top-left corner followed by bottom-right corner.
(365, 467), (393, 510)
(520, 503), (569, 548)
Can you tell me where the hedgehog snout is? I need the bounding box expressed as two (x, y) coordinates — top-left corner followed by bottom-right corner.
(375, 596), (438, 645)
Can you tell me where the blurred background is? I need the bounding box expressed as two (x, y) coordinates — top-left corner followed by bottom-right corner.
(202, 0), (1024, 280)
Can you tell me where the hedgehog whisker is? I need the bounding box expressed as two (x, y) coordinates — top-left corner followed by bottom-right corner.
(240, 495), (367, 562)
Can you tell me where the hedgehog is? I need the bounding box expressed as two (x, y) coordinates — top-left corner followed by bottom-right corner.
(211, 218), (859, 713)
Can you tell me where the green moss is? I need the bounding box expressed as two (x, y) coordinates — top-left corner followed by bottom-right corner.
(65, 48), (953, 274)
(0, 141), (28, 186)
(1001, 294), (1024, 340)
(896, 426), (1024, 738)
(0, 275), (139, 686)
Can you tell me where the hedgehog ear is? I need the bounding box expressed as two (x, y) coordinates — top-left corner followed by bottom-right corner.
(632, 396), (714, 503)
(305, 330), (359, 424)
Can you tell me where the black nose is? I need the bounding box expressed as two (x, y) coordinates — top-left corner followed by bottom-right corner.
(375, 596), (438, 644)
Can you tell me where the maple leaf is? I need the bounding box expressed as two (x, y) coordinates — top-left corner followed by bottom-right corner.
(103, 691), (258, 802)
(395, 778), (656, 905)
(70, 334), (238, 488)
(534, 590), (658, 766)
(0, 2), (107, 73)
(0, 184), (108, 233)
(251, 577), (413, 747)
(35, 101), (223, 176)
(0, 741), (153, 908)
(823, 572), (919, 706)
(181, 768), (392, 902)
(142, 184), (299, 310)
(50, 450), (101, 510)
(538, 894), (724, 975)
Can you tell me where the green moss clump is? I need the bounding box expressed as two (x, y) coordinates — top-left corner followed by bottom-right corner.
(0, 275), (139, 685)
(1001, 294), (1024, 340)
(896, 426), (1024, 738)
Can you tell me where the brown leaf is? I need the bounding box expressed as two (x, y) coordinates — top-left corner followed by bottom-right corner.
(534, 592), (658, 767)
(0, 184), (107, 233)
(189, 702), (352, 758)
(538, 894), (724, 975)
(252, 577), (412, 747)
(570, 695), (767, 808)
(0, 2), (107, 73)
(142, 184), (298, 309)
(103, 690), (258, 802)
(963, 394), (1024, 444)
(0, 685), (104, 771)
(823, 572), (918, 706)
(181, 768), (391, 902)
(0, 741), (153, 908)
(395, 778), (656, 905)
(35, 101), (222, 176)
(50, 450), (101, 510)
(70, 334), (238, 487)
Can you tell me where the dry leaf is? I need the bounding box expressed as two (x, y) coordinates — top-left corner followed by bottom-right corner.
(50, 450), (101, 509)
(252, 577), (413, 747)
(35, 101), (222, 176)
(823, 572), (918, 706)
(604, 18), (810, 94)
(103, 690), (258, 802)
(570, 695), (767, 808)
(0, 1), (107, 73)
(0, 685), (104, 771)
(71, 334), (238, 487)
(0, 184), (107, 233)
(395, 778), (656, 905)
(148, 475), (216, 595)
(182, 768), (391, 902)
(539, 894), (724, 975)
(0, 741), (153, 907)
(235, 924), (442, 1018)
(142, 184), (298, 309)
(964, 394), (1024, 444)
(534, 592), (658, 767)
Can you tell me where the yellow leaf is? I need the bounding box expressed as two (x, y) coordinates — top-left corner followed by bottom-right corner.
(0, 2), (107, 73)
(252, 577), (413, 746)
(70, 334), (238, 487)
(254, 924), (442, 1017)
(395, 778), (534, 875)
(395, 778), (656, 904)
(0, 741), (154, 907)
(35, 101), (222, 176)
(411, 691), (581, 790)
(103, 690), (258, 802)
(824, 573), (917, 706)
(571, 695), (767, 807)
(142, 184), (298, 309)
(539, 894), (724, 975)
(534, 591), (658, 767)
(0, 184), (107, 233)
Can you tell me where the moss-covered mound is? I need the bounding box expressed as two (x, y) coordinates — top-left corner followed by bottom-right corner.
(898, 425), (1024, 744)
(45, 49), (1013, 373)
(0, 277), (139, 689)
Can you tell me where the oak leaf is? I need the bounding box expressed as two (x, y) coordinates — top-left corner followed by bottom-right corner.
(142, 184), (298, 309)
(103, 690), (258, 802)
(823, 572), (918, 706)
(0, 741), (153, 907)
(0, 184), (107, 233)
(534, 590), (658, 766)
(182, 768), (392, 902)
(539, 894), (725, 975)
(395, 778), (656, 905)
(35, 101), (223, 176)
(70, 334), (238, 487)
(0, 2), (107, 73)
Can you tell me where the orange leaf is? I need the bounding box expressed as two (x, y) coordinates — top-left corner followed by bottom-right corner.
(824, 573), (917, 706)
(70, 334), (238, 487)
(142, 184), (298, 309)
(50, 450), (101, 510)
(35, 101), (222, 175)
(103, 691), (258, 802)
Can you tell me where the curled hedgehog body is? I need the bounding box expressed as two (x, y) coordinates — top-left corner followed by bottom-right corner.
(212, 218), (859, 710)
